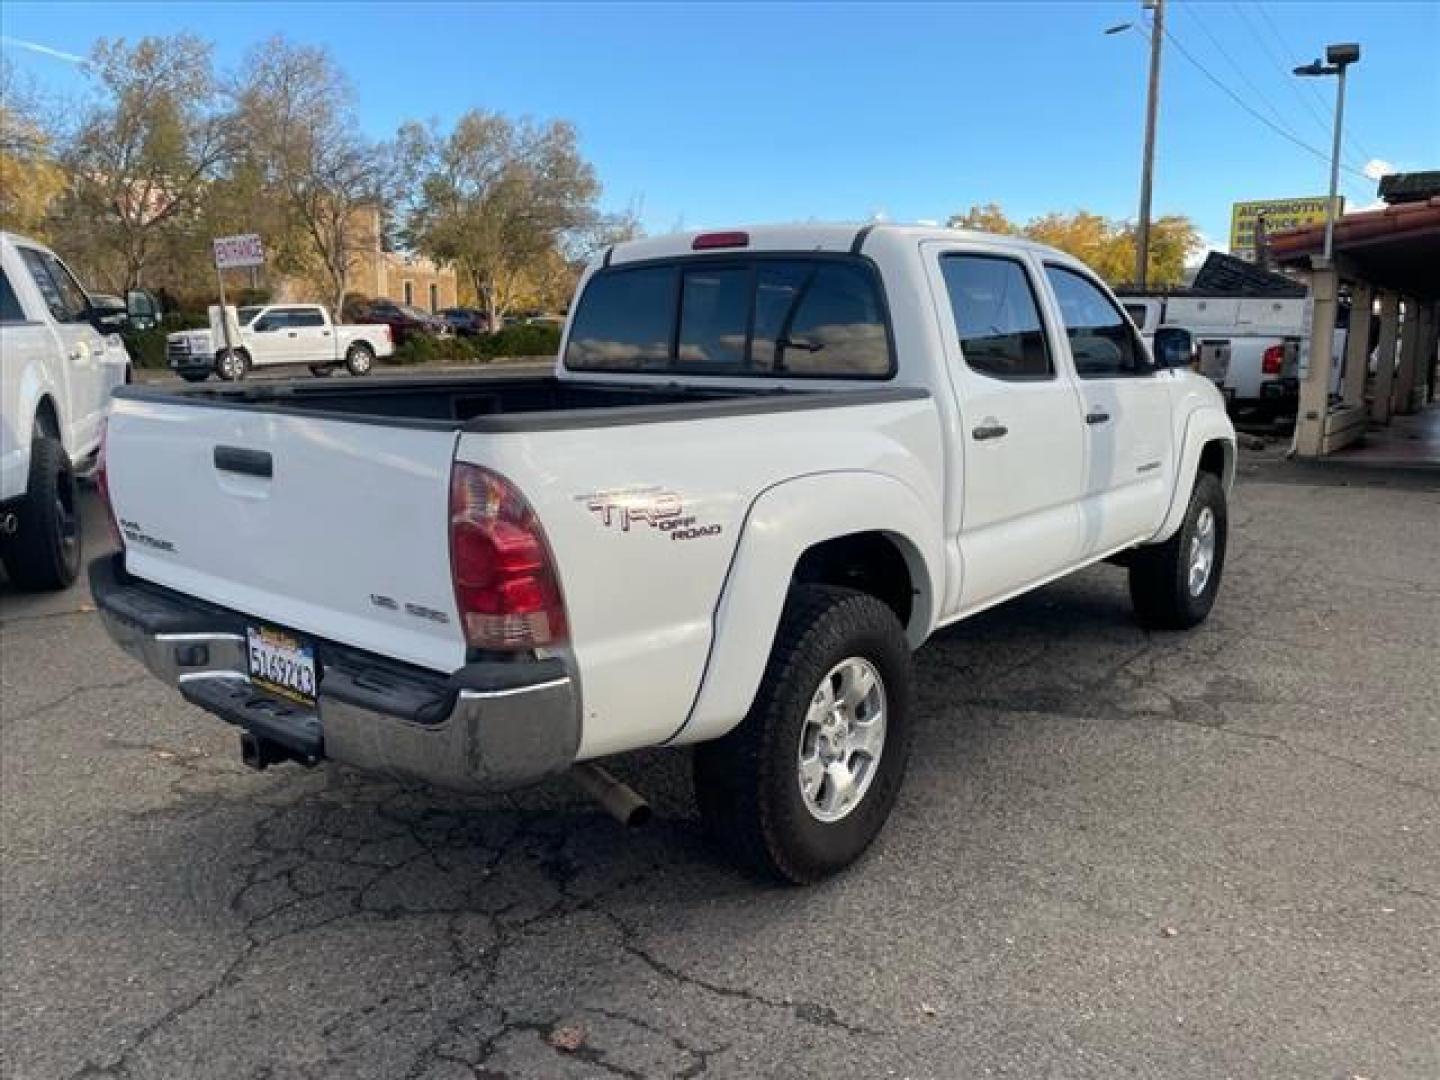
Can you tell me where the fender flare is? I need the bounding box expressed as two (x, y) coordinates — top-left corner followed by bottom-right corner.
(667, 470), (942, 747)
(1154, 406), (1235, 542)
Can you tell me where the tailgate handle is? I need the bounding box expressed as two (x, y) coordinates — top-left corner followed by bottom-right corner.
(214, 446), (273, 479)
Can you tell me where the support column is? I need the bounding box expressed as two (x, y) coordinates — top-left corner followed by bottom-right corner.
(1370, 292), (1401, 423)
(1394, 298), (1424, 415)
(1294, 264), (1338, 457)
(1341, 281), (1374, 411)
(1426, 302), (1439, 404)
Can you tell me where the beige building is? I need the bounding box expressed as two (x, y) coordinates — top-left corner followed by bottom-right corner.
(273, 206), (462, 312)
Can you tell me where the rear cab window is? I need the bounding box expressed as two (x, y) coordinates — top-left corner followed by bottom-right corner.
(565, 255), (894, 379)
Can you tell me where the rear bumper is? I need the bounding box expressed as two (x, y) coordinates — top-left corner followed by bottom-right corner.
(89, 555), (580, 792)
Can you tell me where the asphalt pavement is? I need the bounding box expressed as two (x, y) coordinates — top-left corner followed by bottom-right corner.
(2, 459), (1437, 1079)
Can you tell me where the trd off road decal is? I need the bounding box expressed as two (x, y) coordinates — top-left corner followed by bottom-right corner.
(580, 486), (722, 542)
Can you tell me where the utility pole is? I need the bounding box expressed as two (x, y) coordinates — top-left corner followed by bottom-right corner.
(1134, 0), (1165, 288)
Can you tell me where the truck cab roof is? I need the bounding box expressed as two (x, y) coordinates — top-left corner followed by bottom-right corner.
(605, 223), (1085, 270)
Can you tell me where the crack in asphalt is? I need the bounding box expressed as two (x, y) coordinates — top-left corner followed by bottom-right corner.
(1, 673), (152, 728)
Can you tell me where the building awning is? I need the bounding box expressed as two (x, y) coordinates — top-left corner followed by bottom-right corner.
(1270, 197), (1440, 299)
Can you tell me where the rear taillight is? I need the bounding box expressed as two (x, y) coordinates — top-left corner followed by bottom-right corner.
(449, 463), (566, 651)
(95, 419), (123, 548)
(1262, 344), (1285, 376)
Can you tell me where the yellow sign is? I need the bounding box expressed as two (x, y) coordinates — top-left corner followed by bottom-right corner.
(1229, 197), (1343, 259)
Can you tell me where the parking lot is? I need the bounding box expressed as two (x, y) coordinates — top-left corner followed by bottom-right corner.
(2, 457), (1437, 1080)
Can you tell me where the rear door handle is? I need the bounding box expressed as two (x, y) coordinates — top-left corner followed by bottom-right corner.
(971, 423), (1009, 441)
(213, 446), (273, 479)
(287, 331), (298, 338)
(1085, 411), (1111, 425)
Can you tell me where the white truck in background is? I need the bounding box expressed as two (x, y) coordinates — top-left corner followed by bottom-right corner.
(1121, 292), (1350, 424)
(165, 303), (394, 382)
(0, 231), (132, 590)
(94, 224), (1235, 883)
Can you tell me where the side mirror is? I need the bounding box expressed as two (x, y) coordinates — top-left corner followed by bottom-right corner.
(1153, 327), (1195, 370)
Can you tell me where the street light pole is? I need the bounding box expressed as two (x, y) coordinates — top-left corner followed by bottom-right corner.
(1323, 63), (1347, 262)
(1294, 42), (1360, 266)
(1134, 0), (1165, 288)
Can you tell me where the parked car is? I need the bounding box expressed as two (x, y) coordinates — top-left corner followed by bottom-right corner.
(86, 289), (165, 333)
(165, 303), (394, 381)
(440, 307), (490, 336)
(92, 224), (1235, 882)
(0, 231), (132, 590)
(352, 299), (450, 344)
(1119, 292), (1348, 423)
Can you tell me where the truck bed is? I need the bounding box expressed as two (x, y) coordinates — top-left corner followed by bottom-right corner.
(115, 375), (922, 432)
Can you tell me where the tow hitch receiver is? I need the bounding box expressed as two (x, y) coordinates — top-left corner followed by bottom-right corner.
(240, 731), (312, 771)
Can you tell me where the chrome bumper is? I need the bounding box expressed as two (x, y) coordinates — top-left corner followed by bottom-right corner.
(90, 556), (580, 792)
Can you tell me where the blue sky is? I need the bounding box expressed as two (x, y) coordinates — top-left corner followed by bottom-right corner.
(4, 1), (1437, 255)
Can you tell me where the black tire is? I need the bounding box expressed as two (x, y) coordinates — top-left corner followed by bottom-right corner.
(693, 585), (915, 884)
(344, 343), (374, 376)
(180, 371), (210, 383)
(1, 435), (81, 591)
(215, 349), (249, 381)
(1128, 472), (1227, 630)
(309, 364), (335, 377)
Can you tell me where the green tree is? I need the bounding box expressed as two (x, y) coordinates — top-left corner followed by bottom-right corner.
(56, 34), (234, 291)
(401, 110), (600, 329)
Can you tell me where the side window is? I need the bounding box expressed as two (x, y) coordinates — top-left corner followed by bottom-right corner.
(781, 262), (890, 376)
(677, 265), (749, 367)
(939, 255), (1052, 379)
(1122, 303), (1150, 329)
(285, 308), (325, 328)
(253, 310), (286, 332)
(1044, 264), (1149, 378)
(19, 248), (88, 323)
(0, 269), (27, 323)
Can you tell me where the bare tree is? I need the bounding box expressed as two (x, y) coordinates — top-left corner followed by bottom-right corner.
(402, 110), (599, 329)
(235, 37), (385, 316)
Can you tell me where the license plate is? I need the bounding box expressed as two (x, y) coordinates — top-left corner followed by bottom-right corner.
(246, 625), (317, 706)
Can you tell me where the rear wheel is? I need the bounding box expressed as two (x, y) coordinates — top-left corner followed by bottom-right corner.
(344, 343), (374, 376)
(1, 434), (81, 591)
(216, 349), (248, 381)
(1128, 472), (1227, 629)
(693, 585), (915, 883)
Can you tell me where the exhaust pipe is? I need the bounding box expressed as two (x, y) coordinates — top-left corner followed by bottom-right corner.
(570, 763), (651, 828)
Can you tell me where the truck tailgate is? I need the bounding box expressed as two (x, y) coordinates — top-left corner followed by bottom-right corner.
(105, 396), (465, 672)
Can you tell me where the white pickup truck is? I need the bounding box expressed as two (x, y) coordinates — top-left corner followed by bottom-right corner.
(93, 225), (1235, 882)
(166, 302), (394, 381)
(1, 231), (132, 590)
